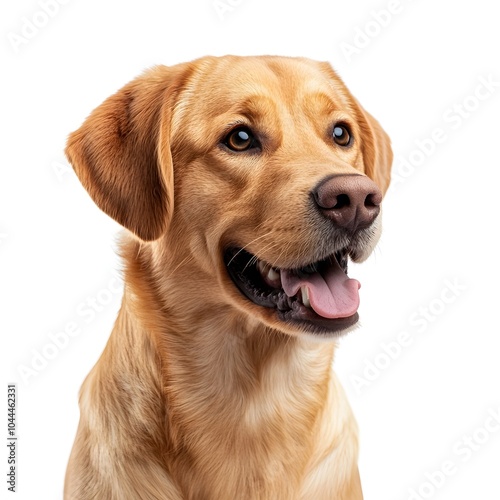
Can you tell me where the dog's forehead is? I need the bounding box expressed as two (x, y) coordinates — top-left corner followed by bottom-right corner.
(172, 56), (354, 135)
(203, 56), (344, 104)
(216, 57), (321, 89)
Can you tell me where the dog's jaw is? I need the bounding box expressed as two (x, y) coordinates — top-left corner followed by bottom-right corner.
(224, 247), (361, 337)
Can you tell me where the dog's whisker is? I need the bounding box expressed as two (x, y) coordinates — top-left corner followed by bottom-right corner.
(165, 254), (196, 278)
(227, 231), (275, 267)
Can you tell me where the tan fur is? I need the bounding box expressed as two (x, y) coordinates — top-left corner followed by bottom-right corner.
(64, 55), (392, 499)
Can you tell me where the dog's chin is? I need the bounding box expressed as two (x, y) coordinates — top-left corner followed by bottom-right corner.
(223, 246), (365, 338)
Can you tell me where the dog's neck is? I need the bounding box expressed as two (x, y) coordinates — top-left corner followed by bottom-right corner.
(119, 234), (336, 423)
(92, 237), (355, 497)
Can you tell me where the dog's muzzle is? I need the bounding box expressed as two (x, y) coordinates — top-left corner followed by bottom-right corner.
(224, 174), (382, 335)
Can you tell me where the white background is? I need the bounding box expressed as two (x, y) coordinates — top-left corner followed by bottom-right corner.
(1, 1), (499, 499)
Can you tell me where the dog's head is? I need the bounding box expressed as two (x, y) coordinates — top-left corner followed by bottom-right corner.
(66, 56), (392, 339)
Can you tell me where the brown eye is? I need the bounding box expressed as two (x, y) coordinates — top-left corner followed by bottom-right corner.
(333, 124), (352, 147)
(224, 127), (258, 152)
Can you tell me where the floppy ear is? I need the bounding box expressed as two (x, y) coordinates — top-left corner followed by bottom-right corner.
(354, 104), (393, 196)
(66, 64), (190, 241)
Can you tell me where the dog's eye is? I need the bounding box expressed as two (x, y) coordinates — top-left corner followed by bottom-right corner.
(332, 124), (352, 147)
(224, 127), (259, 152)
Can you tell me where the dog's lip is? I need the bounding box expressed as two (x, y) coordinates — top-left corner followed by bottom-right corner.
(223, 248), (360, 335)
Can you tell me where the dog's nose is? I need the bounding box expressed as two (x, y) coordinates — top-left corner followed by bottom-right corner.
(313, 174), (382, 232)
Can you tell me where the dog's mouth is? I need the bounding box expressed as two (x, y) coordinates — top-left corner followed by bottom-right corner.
(224, 248), (361, 335)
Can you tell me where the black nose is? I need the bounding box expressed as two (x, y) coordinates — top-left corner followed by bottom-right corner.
(312, 174), (382, 232)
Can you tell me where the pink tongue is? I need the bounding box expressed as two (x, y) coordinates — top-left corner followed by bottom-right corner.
(281, 258), (360, 319)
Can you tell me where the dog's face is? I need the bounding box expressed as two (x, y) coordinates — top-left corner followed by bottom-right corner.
(67, 56), (392, 339)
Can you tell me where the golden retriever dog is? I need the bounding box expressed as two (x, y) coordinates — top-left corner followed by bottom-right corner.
(64, 55), (392, 500)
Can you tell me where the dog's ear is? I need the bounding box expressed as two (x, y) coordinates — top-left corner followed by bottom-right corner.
(354, 105), (393, 195)
(66, 64), (191, 241)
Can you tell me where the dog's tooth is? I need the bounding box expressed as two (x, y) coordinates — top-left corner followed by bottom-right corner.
(257, 260), (269, 277)
(264, 267), (281, 288)
(257, 260), (281, 288)
(300, 286), (311, 308)
(267, 267), (280, 283)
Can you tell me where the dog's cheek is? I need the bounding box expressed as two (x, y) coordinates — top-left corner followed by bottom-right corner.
(173, 163), (247, 264)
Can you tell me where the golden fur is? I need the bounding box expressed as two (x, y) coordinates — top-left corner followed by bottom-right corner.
(64, 55), (392, 499)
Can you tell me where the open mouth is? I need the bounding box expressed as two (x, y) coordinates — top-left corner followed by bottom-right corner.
(224, 248), (361, 335)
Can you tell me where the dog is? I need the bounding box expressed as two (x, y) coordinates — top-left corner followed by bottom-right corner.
(64, 55), (392, 500)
